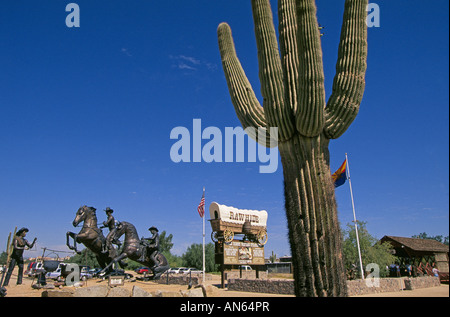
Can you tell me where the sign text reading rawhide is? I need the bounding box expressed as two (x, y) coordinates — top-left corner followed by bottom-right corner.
(228, 211), (260, 224)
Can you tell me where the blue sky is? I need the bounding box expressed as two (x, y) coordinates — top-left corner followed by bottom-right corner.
(0, 0), (448, 260)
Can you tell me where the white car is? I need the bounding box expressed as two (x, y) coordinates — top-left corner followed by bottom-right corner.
(182, 268), (202, 274)
(168, 268), (182, 274)
(46, 268), (62, 280)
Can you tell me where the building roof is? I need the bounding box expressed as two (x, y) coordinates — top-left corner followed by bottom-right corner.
(380, 236), (449, 253)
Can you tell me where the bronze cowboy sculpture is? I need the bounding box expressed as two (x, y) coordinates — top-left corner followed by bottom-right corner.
(2, 228), (37, 287)
(100, 207), (121, 257)
(100, 222), (169, 280)
(66, 206), (125, 273)
(138, 226), (161, 269)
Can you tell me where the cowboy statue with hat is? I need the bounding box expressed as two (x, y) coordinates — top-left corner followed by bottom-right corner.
(101, 207), (120, 257)
(138, 226), (160, 269)
(2, 227), (37, 287)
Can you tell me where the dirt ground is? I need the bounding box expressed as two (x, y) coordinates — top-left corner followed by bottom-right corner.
(2, 271), (448, 298)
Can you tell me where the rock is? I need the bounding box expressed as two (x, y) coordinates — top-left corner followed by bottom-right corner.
(154, 290), (183, 297)
(107, 287), (131, 297)
(132, 286), (153, 297)
(42, 290), (74, 297)
(43, 284), (55, 289)
(54, 281), (65, 287)
(181, 288), (204, 297)
(197, 284), (219, 297)
(74, 285), (110, 297)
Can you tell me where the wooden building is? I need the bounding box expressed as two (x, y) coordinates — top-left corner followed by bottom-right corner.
(380, 235), (449, 281)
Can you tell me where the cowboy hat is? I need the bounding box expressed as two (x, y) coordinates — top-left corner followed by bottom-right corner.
(16, 227), (29, 235)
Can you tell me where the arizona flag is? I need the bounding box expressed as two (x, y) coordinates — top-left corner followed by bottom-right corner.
(332, 159), (347, 188)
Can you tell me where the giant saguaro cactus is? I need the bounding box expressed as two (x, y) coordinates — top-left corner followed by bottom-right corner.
(218, 0), (367, 297)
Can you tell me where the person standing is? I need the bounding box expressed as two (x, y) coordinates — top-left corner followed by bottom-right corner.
(432, 263), (440, 277)
(2, 228), (37, 286)
(406, 263), (412, 278)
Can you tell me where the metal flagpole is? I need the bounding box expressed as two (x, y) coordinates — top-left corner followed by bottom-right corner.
(346, 153), (365, 280)
(202, 187), (206, 284)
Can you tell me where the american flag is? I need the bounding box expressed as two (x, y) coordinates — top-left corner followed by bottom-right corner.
(197, 190), (205, 218)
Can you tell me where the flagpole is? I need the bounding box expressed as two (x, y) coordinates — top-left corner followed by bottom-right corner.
(202, 187), (206, 284)
(346, 153), (365, 280)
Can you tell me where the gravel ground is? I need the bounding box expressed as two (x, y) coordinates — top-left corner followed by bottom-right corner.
(1, 271), (448, 297)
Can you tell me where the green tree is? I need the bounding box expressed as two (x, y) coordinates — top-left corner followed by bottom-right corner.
(217, 0), (368, 296)
(0, 251), (7, 265)
(66, 248), (100, 268)
(157, 230), (183, 268)
(158, 231), (174, 253)
(164, 253), (183, 268)
(182, 243), (217, 272)
(412, 233), (449, 246)
(342, 221), (395, 279)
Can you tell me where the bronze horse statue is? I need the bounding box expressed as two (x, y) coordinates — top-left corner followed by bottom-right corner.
(66, 206), (123, 271)
(100, 221), (169, 280)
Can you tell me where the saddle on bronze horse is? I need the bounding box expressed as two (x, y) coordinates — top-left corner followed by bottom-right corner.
(138, 238), (160, 266)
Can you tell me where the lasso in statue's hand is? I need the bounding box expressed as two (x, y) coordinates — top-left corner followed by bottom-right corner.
(30, 237), (37, 248)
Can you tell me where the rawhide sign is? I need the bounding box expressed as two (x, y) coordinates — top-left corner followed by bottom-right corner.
(209, 202), (268, 228)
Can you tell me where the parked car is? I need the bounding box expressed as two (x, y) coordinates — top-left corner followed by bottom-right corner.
(27, 262), (44, 277)
(89, 268), (102, 276)
(168, 267), (185, 274)
(109, 269), (134, 279)
(239, 265), (252, 271)
(168, 268), (180, 273)
(25, 262), (35, 276)
(46, 267), (62, 280)
(135, 267), (150, 274)
(79, 266), (93, 280)
(181, 268), (202, 274)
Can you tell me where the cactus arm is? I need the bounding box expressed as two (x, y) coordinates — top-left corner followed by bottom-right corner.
(218, 23), (276, 148)
(295, 0), (326, 138)
(218, 22), (267, 130)
(324, 0), (368, 139)
(6, 233), (11, 259)
(251, 0), (295, 142)
(6, 227), (16, 265)
(278, 0), (299, 115)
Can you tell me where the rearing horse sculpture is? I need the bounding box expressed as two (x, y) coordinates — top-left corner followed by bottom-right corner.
(100, 221), (169, 280)
(66, 205), (122, 271)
